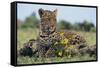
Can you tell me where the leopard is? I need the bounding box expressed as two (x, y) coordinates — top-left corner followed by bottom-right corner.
(37, 8), (86, 58)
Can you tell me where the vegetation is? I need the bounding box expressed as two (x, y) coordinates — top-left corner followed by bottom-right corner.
(17, 13), (96, 32)
(17, 13), (96, 64)
(17, 28), (96, 64)
(58, 20), (96, 32)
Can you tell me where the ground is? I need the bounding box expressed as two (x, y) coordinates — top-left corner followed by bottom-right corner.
(17, 28), (96, 65)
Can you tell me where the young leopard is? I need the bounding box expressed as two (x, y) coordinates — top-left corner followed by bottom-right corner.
(38, 8), (86, 58)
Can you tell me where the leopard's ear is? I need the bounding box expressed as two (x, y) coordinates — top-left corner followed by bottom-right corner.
(38, 8), (44, 17)
(53, 9), (57, 16)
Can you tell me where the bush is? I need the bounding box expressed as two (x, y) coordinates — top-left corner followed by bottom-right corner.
(58, 20), (72, 30)
(80, 20), (95, 32)
(22, 16), (39, 28)
(90, 27), (96, 32)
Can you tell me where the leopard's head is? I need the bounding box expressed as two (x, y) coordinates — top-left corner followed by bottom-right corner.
(38, 8), (57, 35)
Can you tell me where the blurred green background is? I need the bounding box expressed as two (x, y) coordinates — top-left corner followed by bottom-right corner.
(17, 12), (96, 32)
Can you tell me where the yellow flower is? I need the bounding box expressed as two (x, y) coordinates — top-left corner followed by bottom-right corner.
(60, 38), (68, 45)
(69, 45), (75, 49)
(60, 32), (64, 36)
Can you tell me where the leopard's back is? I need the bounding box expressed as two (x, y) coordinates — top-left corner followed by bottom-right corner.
(59, 31), (86, 45)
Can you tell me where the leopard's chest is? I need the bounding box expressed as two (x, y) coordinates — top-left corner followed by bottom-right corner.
(39, 32), (59, 44)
